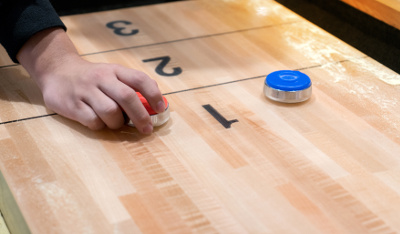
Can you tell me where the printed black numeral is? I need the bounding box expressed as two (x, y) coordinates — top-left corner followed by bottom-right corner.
(203, 104), (238, 129)
(142, 56), (182, 77)
(106, 20), (139, 36)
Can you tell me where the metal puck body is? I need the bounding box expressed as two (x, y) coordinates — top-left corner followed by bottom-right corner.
(127, 93), (170, 127)
(264, 70), (312, 103)
(149, 104), (170, 127)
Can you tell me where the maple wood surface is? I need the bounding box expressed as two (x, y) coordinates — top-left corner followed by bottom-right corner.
(340, 0), (400, 29)
(0, 1), (399, 233)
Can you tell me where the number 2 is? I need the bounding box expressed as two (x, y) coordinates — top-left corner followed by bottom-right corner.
(142, 56), (182, 77)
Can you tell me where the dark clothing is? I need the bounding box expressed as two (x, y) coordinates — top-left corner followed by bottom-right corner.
(0, 0), (66, 63)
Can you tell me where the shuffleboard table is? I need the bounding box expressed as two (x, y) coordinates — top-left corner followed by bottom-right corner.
(1, 0), (400, 233)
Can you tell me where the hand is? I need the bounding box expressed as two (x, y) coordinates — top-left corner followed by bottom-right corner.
(17, 28), (165, 134)
(39, 58), (165, 133)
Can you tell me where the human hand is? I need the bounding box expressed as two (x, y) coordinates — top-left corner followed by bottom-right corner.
(17, 28), (165, 134)
(40, 58), (165, 133)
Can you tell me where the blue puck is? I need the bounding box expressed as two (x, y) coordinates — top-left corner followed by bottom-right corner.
(264, 70), (312, 103)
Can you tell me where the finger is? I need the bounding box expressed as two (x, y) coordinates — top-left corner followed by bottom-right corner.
(82, 89), (125, 130)
(42, 88), (105, 130)
(115, 66), (165, 113)
(100, 81), (153, 134)
(61, 100), (105, 130)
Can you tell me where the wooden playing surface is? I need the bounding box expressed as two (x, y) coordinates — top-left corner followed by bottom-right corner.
(1, 0), (400, 233)
(340, 0), (400, 30)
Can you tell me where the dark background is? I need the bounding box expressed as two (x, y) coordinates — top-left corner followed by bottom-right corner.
(52, 0), (399, 74)
(50, 0), (184, 16)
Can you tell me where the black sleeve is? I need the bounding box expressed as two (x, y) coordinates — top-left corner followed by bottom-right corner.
(0, 0), (66, 63)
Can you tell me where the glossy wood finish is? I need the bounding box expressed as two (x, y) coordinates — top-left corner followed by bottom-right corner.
(0, 1), (399, 233)
(341, 0), (400, 29)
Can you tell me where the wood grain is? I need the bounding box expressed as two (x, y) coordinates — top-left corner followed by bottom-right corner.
(340, 0), (400, 29)
(0, 20), (365, 123)
(62, 0), (302, 55)
(0, 210), (10, 234)
(0, 0), (400, 233)
(0, 0), (299, 67)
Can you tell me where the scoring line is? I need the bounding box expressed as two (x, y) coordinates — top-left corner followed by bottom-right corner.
(0, 56), (366, 126)
(0, 113), (58, 126)
(80, 21), (301, 57)
(0, 21), (301, 70)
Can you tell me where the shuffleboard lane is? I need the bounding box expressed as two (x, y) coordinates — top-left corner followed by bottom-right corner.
(0, 0), (303, 68)
(0, 20), (299, 69)
(61, 0), (303, 55)
(0, 21), (302, 69)
(0, 55), (399, 233)
(0, 17), (367, 124)
(0, 0), (400, 233)
(0, 56), (368, 126)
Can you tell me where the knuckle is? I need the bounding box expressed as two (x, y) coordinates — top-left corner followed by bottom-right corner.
(107, 120), (124, 130)
(42, 96), (55, 110)
(86, 65), (111, 82)
(101, 103), (120, 116)
(135, 112), (151, 125)
(150, 78), (158, 87)
(74, 105), (105, 130)
(111, 64), (122, 71)
(86, 118), (105, 130)
(147, 79), (159, 92)
(118, 89), (135, 103)
(90, 69), (107, 82)
(131, 71), (149, 86)
(42, 89), (57, 107)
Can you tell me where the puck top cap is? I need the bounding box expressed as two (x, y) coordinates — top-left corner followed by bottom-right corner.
(136, 92), (168, 115)
(266, 70), (311, 91)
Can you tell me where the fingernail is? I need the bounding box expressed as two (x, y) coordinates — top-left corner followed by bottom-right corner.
(142, 123), (153, 134)
(156, 100), (166, 113)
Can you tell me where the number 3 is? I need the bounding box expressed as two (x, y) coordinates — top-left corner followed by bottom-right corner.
(106, 20), (139, 36)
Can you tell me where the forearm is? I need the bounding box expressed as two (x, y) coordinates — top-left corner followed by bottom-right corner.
(0, 0), (66, 63)
(17, 27), (82, 88)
